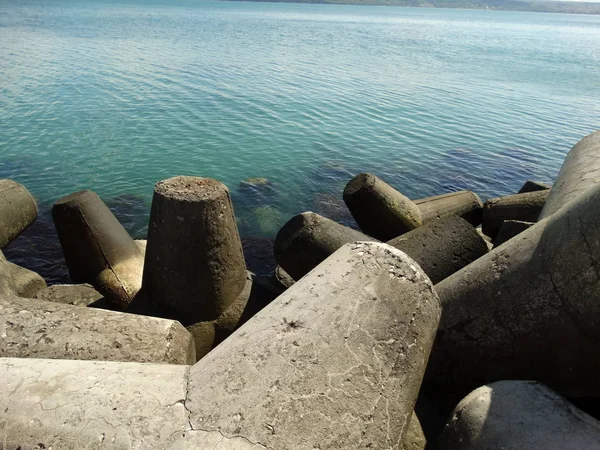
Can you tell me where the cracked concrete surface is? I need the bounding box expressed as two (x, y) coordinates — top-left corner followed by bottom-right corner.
(0, 242), (441, 449)
(186, 242), (441, 449)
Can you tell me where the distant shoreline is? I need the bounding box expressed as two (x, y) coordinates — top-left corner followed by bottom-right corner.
(223, 0), (600, 15)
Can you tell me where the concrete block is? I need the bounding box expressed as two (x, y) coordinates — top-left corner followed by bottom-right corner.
(0, 242), (441, 449)
(481, 189), (548, 238)
(439, 381), (600, 450)
(35, 283), (104, 306)
(185, 270), (253, 360)
(0, 296), (195, 364)
(0, 358), (264, 449)
(404, 414), (426, 450)
(344, 173), (423, 240)
(414, 190), (483, 226)
(143, 176), (247, 324)
(273, 211), (376, 280)
(186, 242), (441, 449)
(0, 179), (38, 248)
(0, 258), (47, 297)
(492, 219), (533, 248)
(429, 182), (600, 399)
(518, 180), (552, 193)
(388, 215), (489, 284)
(52, 190), (144, 309)
(540, 130), (600, 219)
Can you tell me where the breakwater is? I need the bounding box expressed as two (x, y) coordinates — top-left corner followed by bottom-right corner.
(0, 131), (599, 448)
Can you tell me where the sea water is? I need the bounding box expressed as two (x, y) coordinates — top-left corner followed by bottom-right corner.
(1, 0), (599, 281)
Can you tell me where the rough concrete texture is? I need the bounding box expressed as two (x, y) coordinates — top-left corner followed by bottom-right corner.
(414, 190), (483, 227)
(143, 176), (247, 324)
(186, 242), (441, 449)
(387, 215), (489, 284)
(134, 239), (147, 254)
(475, 228), (493, 251)
(540, 130), (600, 220)
(428, 183), (600, 399)
(439, 381), (600, 450)
(0, 296), (195, 364)
(273, 211), (377, 280)
(492, 220), (533, 248)
(0, 258), (47, 297)
(481, 189), (548, 238)
(52, 190), (144, 309)
(35, 283), (104, 306)
(0, 358), (265, 449)
(518, 180), (552, 193)
(274, 265), (295, 290)
(0, 179), (38, 248)
(186, 271), (253, 360)
(344, 173), (423, 240)
(404, 415), (426, 450)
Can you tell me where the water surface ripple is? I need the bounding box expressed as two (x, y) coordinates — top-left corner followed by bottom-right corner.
(1, 1), (599, 281)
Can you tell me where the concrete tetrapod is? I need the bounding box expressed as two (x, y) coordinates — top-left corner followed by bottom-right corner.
(388, 215), (489, 284)
(185, 242), (441, 449)
(0, 256), (47, 297)
(427, 182), (600, 400)
(0, 296), (195, 364)
(414, 190), (483, 227)
(0, 179), (38, 248)
(52, 190), (144, 309)
(540, 130), (600, 219)
(518, 180), (552, 194)
(481, 189), (549, 238)
(0, 242), (441, 449)
(344, 173), (423, 240)
(491, 219), (533, 248)
(143, 176), (248, 325)
(274, 212), (486, 285)
(34, 283), (104, 306)
(439, 381), (600, 450)
(273, 211), (377, 280)
(0, 358), (261, 450)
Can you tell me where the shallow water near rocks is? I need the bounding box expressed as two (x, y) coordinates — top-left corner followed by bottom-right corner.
(1, 1), (599, 282)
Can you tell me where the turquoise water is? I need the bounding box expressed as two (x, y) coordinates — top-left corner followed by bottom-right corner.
(1, 0), (599, 281)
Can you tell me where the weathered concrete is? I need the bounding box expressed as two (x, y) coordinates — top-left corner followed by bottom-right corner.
(0, 258), (47, 297)
(388, 215), (489, 284)
(186, 242), (441, 449)
(143, 176), (247, 324)
(404, 415), (427, 450)
(518, 180), (552, 193)
(0, 179), (38, 248)
(52, 190), (144, 309)
(35, 283), (104, 306)
(475, 228), (493, 251)
(439, 381), (600, 450)
(274, 213), (487, 285)
(0, 358), (261, 450)
(0, 296), (195, 364)
(540, 130), (600, 219)
(428, 182), (600, 399)
(186, 271), (253, 360)
(0, 242), (440, 449)
(481, 189), (548, 238)
(414, 190), (483, 226)
(344, 173), (423, 240)
(274, 265), (295, 290)
(492, 220), (533, 248)
(273, 211), (377, 280)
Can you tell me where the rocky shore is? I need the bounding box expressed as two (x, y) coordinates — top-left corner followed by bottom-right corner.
(0, 131), (599, 449)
